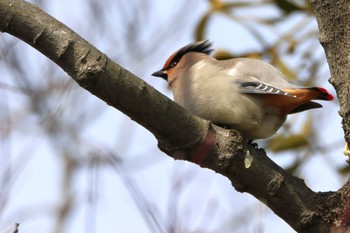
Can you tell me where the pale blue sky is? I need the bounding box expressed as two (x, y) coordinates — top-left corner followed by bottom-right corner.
(0, 1), (345, 233)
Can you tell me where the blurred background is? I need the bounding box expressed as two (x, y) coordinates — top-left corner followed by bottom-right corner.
(0, 0), (344, 232)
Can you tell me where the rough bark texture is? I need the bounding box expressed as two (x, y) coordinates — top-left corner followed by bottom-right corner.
(311, 0), (350, 145)
(0, 0), (347, 232)
(311, 0), (350, 231)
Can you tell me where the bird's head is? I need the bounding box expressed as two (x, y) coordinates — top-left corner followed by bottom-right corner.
(152, 40), (213, 86)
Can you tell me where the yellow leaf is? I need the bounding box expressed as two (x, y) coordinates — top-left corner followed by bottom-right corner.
(195, 13), (211, 41)
(267, 134), (309, 152)
(274, 58), (297, 81)
(213, 50), (235, 60)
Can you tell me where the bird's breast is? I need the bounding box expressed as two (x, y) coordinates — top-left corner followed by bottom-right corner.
(171, 62), (286, 139)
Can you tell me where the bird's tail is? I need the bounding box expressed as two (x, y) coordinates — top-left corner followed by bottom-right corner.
(265, 87), (334, 115)
(306, 87), (334, 100)
(284, 87), (334, 101)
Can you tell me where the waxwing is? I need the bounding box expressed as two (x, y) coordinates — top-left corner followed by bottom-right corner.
(152, 40), (333, 140)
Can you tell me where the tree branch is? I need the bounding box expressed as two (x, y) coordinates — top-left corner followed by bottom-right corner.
(310, 0), (350, 230)
(311, 0), (350, 145)
(0, 0), (342, 232)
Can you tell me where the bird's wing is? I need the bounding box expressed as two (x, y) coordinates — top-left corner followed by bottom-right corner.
(236, 76), (296, 97)
(235, 76), (325, 114)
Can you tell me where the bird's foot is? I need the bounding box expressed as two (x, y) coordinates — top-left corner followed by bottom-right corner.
(248, 140), (259, 149)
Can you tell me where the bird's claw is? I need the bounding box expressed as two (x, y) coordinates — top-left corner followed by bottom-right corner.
(248, 140), (259, 149)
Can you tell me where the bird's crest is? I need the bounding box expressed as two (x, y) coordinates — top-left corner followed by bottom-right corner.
(163, 40), (213, 70)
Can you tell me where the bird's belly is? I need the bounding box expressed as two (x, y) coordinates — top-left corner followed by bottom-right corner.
(172, 75), (286, 139)
(175, 89), (286, 139)
(239, 114), (286, 139)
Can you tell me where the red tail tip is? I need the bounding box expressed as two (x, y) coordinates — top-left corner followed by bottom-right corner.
(317, 87), (334, 100)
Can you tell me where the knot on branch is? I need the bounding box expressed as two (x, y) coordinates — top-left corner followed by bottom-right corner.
(75, 50), (108, 89)
(267, 174), (285, 195)
(301, 210), (319, 227)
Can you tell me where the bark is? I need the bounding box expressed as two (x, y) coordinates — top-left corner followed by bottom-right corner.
(311, 0), (350, 145)
(311, 0), (350, 231)
(0, 0), (346, 232)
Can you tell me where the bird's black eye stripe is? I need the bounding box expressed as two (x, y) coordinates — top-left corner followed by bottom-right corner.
(170, 60), (178, 68)
(166, 40), (213, 70)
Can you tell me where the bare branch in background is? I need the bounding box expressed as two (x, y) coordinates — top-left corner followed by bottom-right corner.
(0, 0), (346, 232)
(0, 0), (201, 232)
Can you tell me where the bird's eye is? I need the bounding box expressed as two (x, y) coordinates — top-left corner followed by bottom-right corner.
(169, 60), (178, 68)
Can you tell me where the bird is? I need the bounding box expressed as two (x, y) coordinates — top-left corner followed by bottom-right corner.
(152, 40), (334, 140)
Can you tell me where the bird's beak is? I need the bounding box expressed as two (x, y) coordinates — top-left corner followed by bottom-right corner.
(152, 69), (168, 80)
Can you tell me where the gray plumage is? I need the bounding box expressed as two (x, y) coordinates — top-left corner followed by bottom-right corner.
(152, 41), (333, 139)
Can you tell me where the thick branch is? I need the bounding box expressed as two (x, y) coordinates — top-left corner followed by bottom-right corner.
(0, 0), (208, 154)
(0, 0), (341, 232)
(311, 0), (350, 145)
(311, 0), (350, 229)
